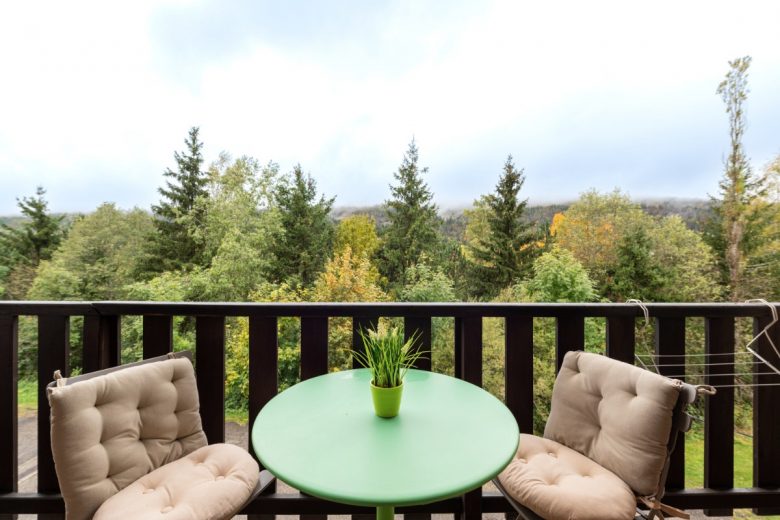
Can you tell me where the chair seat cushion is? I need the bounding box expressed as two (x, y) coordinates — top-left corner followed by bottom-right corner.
(498, 434), (637, 520)
(93, 443), (259, 520)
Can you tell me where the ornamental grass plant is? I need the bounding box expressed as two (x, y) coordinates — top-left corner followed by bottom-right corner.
(353, 326), (427, 388)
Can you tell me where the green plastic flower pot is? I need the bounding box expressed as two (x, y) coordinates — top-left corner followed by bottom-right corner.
(370, 381), (403, 418)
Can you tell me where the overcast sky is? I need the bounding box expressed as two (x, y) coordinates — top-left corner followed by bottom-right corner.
(1, 0), (779, 215)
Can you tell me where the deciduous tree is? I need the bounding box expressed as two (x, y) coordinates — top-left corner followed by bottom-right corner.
(705, 56), (768, 300)
(29, 204), (153, 300)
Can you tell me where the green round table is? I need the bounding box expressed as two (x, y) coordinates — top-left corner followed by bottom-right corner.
(251, 368), (519, 520)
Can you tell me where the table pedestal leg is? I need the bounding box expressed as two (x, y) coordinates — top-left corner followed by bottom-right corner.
(376, 505), (394, 520)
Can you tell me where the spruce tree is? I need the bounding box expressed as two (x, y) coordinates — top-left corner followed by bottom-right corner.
(0, 186), (64, 299)
(269, 165), (335, 287)
(469, 156), (538, 298)
(145, 127), (209, 273)
(0, 186), (64, 266)
(380, 140), (441, 286)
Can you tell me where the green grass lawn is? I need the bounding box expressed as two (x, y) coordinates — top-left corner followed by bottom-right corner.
(685, 429), (753, 488)
(18, 378), (37, 415)
(685, 429), (778, 520)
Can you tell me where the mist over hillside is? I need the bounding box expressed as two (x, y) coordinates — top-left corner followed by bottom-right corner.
(332, 198), (712, 240)
(2, 198), (711, 239)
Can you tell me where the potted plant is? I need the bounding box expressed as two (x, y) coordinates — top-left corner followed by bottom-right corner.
(353, 326), (427, 418)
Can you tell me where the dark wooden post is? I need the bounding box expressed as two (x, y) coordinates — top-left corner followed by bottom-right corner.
(352, 316), (378, 369)
(143, 315), (173, 358)
(704, 316), (734, 517)
(196, 316), (226, 444)
(555, 315), (584, 372)
(753, 314), (780, 515)
(454, 317), (463, 379)
(404, 316), (432, 371)
(606, 316), (635, 364)
(0, 315), (18, 520)
(300, 316), (328, 520)
(249, 316), (279, 520)
(458, 315), (482, 520)
(38, 315), (70, 520)
(505, 314), (533, 434)
(83, 314), (120, 373)
(301, 317), (328, 380)
(655, 317), (686, 490)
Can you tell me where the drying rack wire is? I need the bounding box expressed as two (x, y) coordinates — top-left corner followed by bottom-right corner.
(629, 299), (780, 389)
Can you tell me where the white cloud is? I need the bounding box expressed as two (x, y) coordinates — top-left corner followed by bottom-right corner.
(1, 0), (779, 213)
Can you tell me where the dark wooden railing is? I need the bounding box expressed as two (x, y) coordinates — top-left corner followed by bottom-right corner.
(1, 302), (779, 519)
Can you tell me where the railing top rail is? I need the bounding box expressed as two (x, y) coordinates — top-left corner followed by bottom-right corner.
(0, 301), (778, 318)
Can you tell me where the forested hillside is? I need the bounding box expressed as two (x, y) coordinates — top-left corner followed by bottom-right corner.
(1, 58), (778, 429)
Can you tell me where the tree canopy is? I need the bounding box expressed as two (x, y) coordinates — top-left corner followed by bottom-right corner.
(467, 156), (540, 298)
(143, 126), (210, 274)
(268, 164), (335, 288)
(379, 140), (441, 287)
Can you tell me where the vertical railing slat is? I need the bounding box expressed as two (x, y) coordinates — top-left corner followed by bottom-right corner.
(655, 317), (686, 490)
(606, 316), (635, 364)
(249, 316), (279, 445)
(704, 316), (734, 517)
(301, 316), (328, 520)
(350, 315), (382, 520)
(83, 315), (120, 373)
(505, 314), (533, 434)
(249, 315), (278, 520)
(404, 316), (432, 371)
(143, 315), (173, 358)
(402, 316), (432, 520)
(195, 316), (225, 444)
(300, 317), (328, 380)
(352, 316), (378, 369)
(555, 315), (584, 372)
(0, 315), (18, 520)
(753, 314), (780, 515)
(458, 315), (482, 520)
(454, 317), (463, 379)
(37, 315), (70, 509)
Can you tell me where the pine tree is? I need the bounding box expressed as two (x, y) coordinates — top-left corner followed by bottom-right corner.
(468, 156), (539, 298)
(268, 165), (335, 287)
(0, 186), (64, 267)
(144, 127), (209, 274)
(380, 140), (441, 286)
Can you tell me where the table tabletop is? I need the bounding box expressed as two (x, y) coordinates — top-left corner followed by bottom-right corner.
(251, 368), (519, 508)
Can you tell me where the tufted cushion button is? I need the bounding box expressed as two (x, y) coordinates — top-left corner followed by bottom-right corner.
(161, 506), (173, 513)
(215, 475), (225, 481)
(498, 434), (636, 520)
(544, 351), (682, 496)
(517, 458), (526, 464)
(142, 488), (154, 494)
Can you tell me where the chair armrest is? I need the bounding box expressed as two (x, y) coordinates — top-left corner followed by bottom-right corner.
(256, 470), (277, 497)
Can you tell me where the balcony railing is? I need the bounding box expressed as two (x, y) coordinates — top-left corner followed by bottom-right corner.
(1, 301), (779, 518)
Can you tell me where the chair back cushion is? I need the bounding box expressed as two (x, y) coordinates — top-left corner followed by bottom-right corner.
(544, 351), (681, 497)
(48, 356), (207, 520)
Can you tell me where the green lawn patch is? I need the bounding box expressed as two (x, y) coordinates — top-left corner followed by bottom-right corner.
(18, 378), (37, 415)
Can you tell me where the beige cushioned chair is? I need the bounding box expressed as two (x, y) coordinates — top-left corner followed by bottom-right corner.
(496, 351), (707, 520)
(47, 352), (270, 520)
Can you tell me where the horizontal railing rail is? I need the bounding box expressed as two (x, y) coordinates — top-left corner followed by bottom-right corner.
(1, 301), (779, 520)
